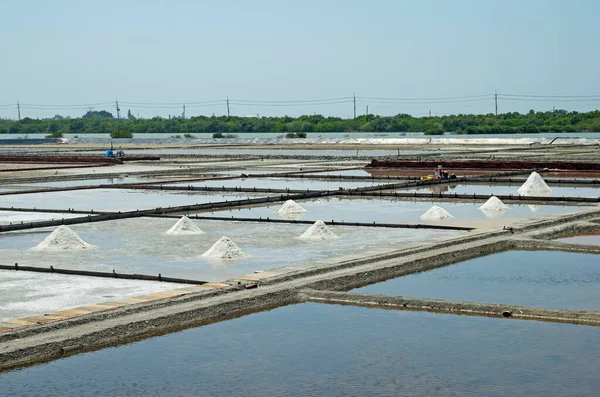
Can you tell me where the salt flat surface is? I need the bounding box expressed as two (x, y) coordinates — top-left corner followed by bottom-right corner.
(0, 211), (80, 225)
(0, 218), (457, 281)
(0, 271), (182, 322)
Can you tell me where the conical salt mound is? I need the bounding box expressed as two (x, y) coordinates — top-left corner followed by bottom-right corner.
(275, 200), (308, 215)
(278, 211), (306, 221)
(420, 206), (453, 221)
(201, 236), (247, 259)
(299, 220), (338, 240)
(34, 225), (91, 251)
(479, 196), (509, 212)
(517, 172), (552, 196)
(166, 216), (205, 235)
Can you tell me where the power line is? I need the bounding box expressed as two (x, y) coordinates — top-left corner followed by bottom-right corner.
(500, 93), (600, 98)
(357, 94), (491, 101)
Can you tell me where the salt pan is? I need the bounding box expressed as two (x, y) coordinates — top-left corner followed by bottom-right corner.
(33, 225), (92, 251)
(517, 172), (552, 196)
(299, 220), (338, 240)
(420, 206), (453, 221)
(166, 216), (205, 235)
(201, 236), (247, 259)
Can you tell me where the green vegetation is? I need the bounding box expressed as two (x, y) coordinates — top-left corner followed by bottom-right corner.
(1, 109), (600, 135)
(285, 132), (307, 138)
(110, 130), (133, 139)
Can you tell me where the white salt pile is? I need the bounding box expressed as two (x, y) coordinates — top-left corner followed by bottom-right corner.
(278, 211), (305, 221)
(166, 216), (205, 235)
(299, 220), (338, 240)
(479, 196), (509, 212)
(275, 200), (308, 215)
(201, 236), (247, 259)
(33, 225), (92, 251)
(517, 172), (552, 196)
(420, 206), (453, 221)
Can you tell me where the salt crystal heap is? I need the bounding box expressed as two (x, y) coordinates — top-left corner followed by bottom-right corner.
(34, 225), (92, 251)
(201, 236), (247, 259)
(420, 206), (453, 221)
(299, 220), (338, 240)
(166, 216), (205, 235)
(479, 196), (509, 212)
(275, 199), (308, 220)
(517, 172), (552, 196)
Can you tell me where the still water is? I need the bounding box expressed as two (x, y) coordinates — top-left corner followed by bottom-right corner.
(402, 182), (600, 198)
(354, 250), (600, 310)
(1, 303), (598, 396)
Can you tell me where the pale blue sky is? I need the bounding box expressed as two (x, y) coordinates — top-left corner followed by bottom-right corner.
(1, 0), (599, 119)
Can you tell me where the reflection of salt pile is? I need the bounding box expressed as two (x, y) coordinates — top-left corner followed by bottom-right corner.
(528, 204), (541, 212)
(299, 220), (338, 240)
(34, 225), (91, 251)
(479, 196), (509, 212)
(201, 237), (247, 259)
(166, 216), (205, 235)
(420, 206), (453, 220)
(275, 200), (307, 216)
(517, 172), (552, 196)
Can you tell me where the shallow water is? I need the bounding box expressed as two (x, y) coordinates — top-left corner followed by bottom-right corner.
(0, 189), (266, 212)
(78, 147), (438, 157)
(2, 176), (154, 190)
(401, 182), (600, 198)
(203, 197), (587, 224)
(354, 250), (600, 310)
(1, 303), (598, 397)
(166, 177), (386, 190)
(556, 234), (600, 246)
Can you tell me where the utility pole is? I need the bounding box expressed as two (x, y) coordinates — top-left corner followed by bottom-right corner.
(182, 105), (186, 119)
(429, 110), (431, 117)
(17, 100), (20, 121)
(226, 97), (230, 117)
(366, 105), (368, 116)
(115, 98), (121, 139)
(353, 92), (356, 119)
(494, 89), (498, 116)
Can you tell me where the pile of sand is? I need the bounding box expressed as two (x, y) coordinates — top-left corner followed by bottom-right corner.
(299, 220), (338, 240)
(166, 216), (205, 235)
(517, 172), (552, 196)
(479, 196), (509, 212)
(33, 225), (92, 251)
(275, 200), (308, 215)
(201, 237), (247, 259)
(420, 206), (453, 221)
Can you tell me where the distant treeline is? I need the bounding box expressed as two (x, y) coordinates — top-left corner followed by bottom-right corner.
(1, 109), (600, 136)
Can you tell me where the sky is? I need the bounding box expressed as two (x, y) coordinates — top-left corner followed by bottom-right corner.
(1, 0), (600, 119)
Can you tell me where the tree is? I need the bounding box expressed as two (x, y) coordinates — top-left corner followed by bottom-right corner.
(82, 110), (114, 120)
(127, 109), (136, 120)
